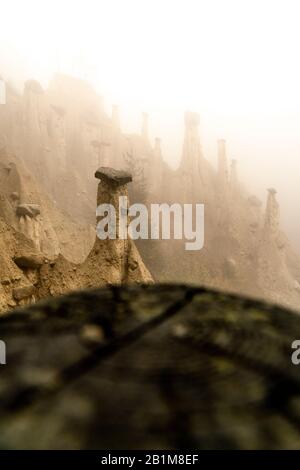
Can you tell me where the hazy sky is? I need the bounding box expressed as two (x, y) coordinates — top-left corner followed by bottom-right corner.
(1, 0), (300, 248)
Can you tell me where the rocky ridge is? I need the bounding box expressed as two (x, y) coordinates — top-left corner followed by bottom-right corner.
(0, 74), (299, 311)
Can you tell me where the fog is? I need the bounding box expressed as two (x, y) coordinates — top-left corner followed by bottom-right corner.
(1, 0), (300, 249)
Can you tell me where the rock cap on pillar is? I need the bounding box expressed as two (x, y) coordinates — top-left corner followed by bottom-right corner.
(16, 204), (41, 218)
(95, 167), (132, 186)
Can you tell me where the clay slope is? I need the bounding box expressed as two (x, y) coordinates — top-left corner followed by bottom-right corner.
(0, 146), (94, 263)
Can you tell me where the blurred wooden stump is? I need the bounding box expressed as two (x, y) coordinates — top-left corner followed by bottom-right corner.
(0, 284), (300, 449)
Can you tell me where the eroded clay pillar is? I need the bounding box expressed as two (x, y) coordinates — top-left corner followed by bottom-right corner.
(217, 139), (228, 186)
(230, 159), (238, 192)
(154, 137), (162, 159)
(111, 105), (122, 167)
(264, 187), (280, 235)
(93, 167), (153, 284)
(91, 140), (111, 167)
(95, 167), (132, 282)
(147, 137), (163, 197)
(112, 105), (120, 129)
(141, 112), (149, 141)
(179, 111), (203, 202)
(181, 112), (202, 172)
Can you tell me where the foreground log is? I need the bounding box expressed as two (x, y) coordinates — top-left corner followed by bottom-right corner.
(0, 284), (300, 449)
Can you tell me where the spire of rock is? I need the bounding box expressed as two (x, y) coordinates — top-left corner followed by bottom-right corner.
(95, 167), (132, 283)
(111, 105), (123, 167)
(154, 137), (162, 159)
(141, 112), (149, 141)
(91, 140), (111, 167)
(256, 187), (295, 305)
(92, 167), (153, 284)
(217, 139), (228, 186)
(230, 158), (239, 192)
(146, 138), (164, 197)
(264, 187), (280, 235)
(112, 105), (120, 129)
(181, 111), (202, 173)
